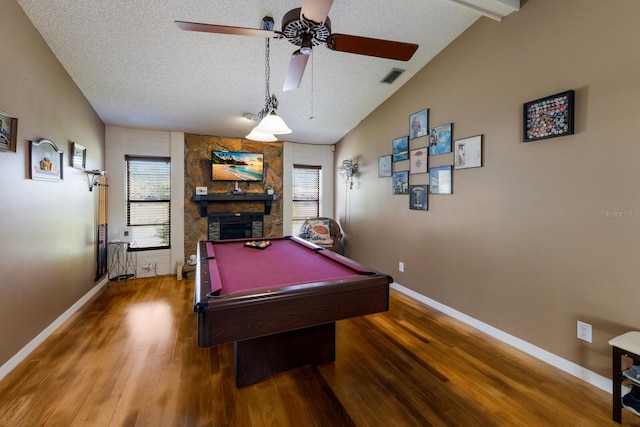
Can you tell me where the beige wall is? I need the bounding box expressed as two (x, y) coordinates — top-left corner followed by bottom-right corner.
(0, 1), (105, 368)
(335, 0), (640, 379)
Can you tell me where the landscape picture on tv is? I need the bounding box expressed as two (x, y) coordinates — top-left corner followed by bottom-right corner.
(211, 151), (264, 181)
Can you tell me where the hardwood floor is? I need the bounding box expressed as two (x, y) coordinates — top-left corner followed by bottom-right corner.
(0, 276), (637, 426)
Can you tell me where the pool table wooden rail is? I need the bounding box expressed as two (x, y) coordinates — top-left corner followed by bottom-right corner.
(195, 272), (390, 347)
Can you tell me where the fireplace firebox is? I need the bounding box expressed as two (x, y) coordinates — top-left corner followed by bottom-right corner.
(208, 213), (263, 240)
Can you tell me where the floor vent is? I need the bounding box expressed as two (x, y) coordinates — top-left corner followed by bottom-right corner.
(380, 68), (405, 84)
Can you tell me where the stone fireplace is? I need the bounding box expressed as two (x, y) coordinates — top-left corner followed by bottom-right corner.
(183, 134), (283, 258)
(208, 213), (264, 240)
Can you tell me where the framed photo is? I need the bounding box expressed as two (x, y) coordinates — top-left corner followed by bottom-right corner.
(409, 185), (428, 210)
(378, 155), (392, 177)
(454, 135), (483, 169)
(428, 123), (453, 156)
(409, 147), (428, 174)
(0, 110), (18, 152)
(392, 170), (409, 195)
(30, 139), (63, 181)
(392, 136), (409, 162)
(409, 109), (429, 139)
(71, 142), (87, 170)
(429, 165), (452, 195)
(523, 90), (574, 142)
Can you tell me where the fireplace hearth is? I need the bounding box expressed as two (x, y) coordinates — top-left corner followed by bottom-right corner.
(208, 213), (264, 240)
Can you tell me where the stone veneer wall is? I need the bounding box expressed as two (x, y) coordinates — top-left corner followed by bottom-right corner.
(184, 134), (283, 257)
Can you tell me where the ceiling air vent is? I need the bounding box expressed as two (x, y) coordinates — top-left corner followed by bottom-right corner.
(380, 68), (405, 84)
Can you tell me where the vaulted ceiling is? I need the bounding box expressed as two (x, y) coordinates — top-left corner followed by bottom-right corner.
(17, 0), (518, 144)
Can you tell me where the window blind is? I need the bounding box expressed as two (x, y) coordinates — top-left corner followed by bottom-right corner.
(292, 164), (321, 235)
(125, 156), (171, 250)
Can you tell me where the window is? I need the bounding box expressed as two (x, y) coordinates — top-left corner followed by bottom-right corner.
(126, 156), (171, 250)
(292, 164), (321, 235)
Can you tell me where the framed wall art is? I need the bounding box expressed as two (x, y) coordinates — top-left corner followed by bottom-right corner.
(392, 170), (409, 195)
(409, 185), (428, 210)
(378, 155), (392, 177)
(429, 165), (452, 195)
(523, 90), (574, 142)
(0, 110), (18, 152)
(409, 109), (429, 139)
(30, 139), (63, 181)
(428, 123), (453, 156)
(454, 135), (483, 169)
(392, 136), (409, 162)
(409, 147), (428, 174)
(71, 142), (87, 170)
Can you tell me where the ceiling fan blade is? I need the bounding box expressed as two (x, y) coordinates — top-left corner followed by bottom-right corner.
(301, 0), (333, 24)
(283, 50), (310, 92)
(326, 34), (418, 61)
(175, 21), (276, 38)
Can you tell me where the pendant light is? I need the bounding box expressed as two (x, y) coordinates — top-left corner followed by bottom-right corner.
(246, 37), (291, 140)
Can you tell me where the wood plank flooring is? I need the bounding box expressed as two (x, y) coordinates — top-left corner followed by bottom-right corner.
(0, 276), (637, 426)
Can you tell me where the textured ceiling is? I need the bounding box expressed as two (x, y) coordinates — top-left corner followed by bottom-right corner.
(17, 0), (518, 145)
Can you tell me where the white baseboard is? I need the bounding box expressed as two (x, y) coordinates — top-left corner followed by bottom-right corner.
(0, 278), (108, 381)
(390, 282), (612, 394)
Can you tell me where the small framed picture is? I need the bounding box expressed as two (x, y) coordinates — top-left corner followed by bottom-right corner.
(409, 185), (428, 210)
(392, 136), (409, 162)
(0, 110), (18, 152)
(523, 90), (574, 142)
(30, 139), (63, 181)
(409, 147), (428, 174)
(454, 135), (483, 169)
(428, 123), (453, 156)
(392, 170), (409, 195)
(71, 142), (87, 170)
(378, 155), (392, 177)
(429, 165), (452, 195)
(409, 109), (429, 139)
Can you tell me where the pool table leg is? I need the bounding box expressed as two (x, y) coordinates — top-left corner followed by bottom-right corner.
(234, 322), (336, 387)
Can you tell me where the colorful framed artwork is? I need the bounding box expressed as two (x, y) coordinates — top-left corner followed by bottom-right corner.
(409, 185), (428, 210)
(523, 90), (574, 142)
(71, 142), (87, 170)
(429, 165), (452, 195)
(409, 147), (428, 174)
(409, 109), (429, 139)
(454, 135), (483, 169)
(29, 139), (63, 181)
(428, 123), (453, 156)
(378, 155), (392, 177)
(392, 136), (409, 162)
(392, 170), (409, 195)
(0, 110), (18, 152)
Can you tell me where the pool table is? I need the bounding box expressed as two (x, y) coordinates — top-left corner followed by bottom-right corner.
(194, 236), (393, 387)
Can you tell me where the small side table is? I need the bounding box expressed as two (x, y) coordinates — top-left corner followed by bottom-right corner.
(108, 241), (136, 284)
(609, 331), (640, 423)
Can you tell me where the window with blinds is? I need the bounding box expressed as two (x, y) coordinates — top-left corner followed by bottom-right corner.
(292, 164), (321, 235)
(125, 156), (171, 250)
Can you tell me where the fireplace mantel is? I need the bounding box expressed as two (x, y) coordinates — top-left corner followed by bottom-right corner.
(192, 193), (277, 217)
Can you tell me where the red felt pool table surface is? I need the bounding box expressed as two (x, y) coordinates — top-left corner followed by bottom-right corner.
(194, 236), (392, 387)
(201, 236), (374, 296)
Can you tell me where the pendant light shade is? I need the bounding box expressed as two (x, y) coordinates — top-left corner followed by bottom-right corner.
(245, 128), (277, 142)
(254, 110), (292, 135)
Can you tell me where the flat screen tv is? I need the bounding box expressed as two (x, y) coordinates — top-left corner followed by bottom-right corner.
(211, 151), (264, 182)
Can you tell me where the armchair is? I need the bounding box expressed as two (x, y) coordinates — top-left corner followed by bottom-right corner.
(298, 217), (343, 253)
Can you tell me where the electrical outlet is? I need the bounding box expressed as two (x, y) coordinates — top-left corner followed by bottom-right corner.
(399, 261), (404, 273)
(577, 321), (592, 343)
(196, 186), (207, 195)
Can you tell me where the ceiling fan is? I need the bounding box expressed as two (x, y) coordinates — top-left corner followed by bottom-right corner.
(175, 0), (419, 91)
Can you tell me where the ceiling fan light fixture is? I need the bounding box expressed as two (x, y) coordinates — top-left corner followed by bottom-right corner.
(246, 128), (277, 142)
(300, 33), (313, 55)
(254, 110), (292, 135)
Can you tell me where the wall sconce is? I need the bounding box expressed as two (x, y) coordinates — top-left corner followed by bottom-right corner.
(85, 169), (107, 191)
(337, 159), (359, 189)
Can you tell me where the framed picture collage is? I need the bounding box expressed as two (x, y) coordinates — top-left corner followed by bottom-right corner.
(378, 107), (484, 212)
